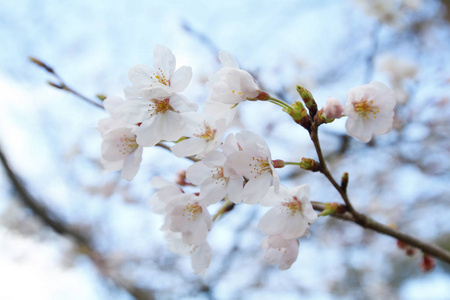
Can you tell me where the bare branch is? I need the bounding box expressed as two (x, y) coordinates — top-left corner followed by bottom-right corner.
(310, 124), (450, 265)
(0, 145), (155, 300)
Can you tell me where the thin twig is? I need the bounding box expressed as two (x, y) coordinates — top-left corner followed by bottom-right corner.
(310, 124), (450, 265)
(30, 57), (104, 109)
(312, 203), (450, 264)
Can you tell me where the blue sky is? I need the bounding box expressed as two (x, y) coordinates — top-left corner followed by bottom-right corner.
(0, 0), (449, 299)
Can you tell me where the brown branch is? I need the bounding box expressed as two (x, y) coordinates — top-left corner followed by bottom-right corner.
(30, 57), (104, 109)
(0, 145), (155, 300)
(310, 124), (450, 265)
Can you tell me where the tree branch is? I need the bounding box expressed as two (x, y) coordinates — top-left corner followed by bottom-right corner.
(0, 145), (155, 300)
(310, 125), (450, 265)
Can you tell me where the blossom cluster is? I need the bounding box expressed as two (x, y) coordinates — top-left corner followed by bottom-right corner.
(97, 45), (396, 274)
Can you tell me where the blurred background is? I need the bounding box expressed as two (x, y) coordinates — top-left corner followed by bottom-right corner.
(1, 0), (450, 299)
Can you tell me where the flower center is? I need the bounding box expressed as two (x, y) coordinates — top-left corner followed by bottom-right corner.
(231, 90), (243, 96)
(148, 98), (174, 116)
(116, 134), (138, 156)
(353, 99), (380, 120)
(210, 167), (228, 186)
(183, 202), (202, 222)
(282, 196), (303, 216)
(194, 123), (217, 142)
(150, 68), (169, 86)
(249, 156), (272, 179)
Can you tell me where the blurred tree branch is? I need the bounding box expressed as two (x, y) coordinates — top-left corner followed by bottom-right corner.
(0, 145), (155, 300)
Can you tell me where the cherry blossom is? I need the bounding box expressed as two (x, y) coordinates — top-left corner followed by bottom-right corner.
(126, 44), (192, 95)
(165, 231), (212, 275)
(344, 81), (396, 143)
(225, 131), (280, 204)
(186, 151), (244, 205)
(170, 112), (227, 159)
(98, 97), (143, 180)
(208, 51), (259, 105)
(261, 235), (299, 270)
(149, 177), (183, 214)
(116, 90), (197, 147)
(162, 193), (212, 246)
(258, 185), (317, 239)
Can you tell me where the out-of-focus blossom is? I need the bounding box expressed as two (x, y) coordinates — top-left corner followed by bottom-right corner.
(162, 193), (212, 246)
(261, 235), (299, 270)
(353, 0), (404, 29)
(165, 231), (212, 276)
(377, 54), (418, 104)
(149, 177), (183, 214)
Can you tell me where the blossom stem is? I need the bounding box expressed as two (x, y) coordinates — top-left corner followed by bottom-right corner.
(30, 57), (104, 109)
(212, 200), (234, 222)
(268, 97), (292, 110)
(284, 162), (302, 166)
(309, 122), (450, 265)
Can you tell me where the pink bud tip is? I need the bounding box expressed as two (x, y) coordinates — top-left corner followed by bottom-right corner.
(323, 97), (344, 119)
(256, 91), (271, 101)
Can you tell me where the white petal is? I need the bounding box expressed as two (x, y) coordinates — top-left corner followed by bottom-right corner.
(191, 243), (212, 275)
(345, 117), (372, 143)
(171, 66), (192, 93)
(226, 176), (244, 204)
(219, 50), (239, 68)
(169, 94), (198, 113)
(120, 145), (143, 180)
(115, 99), (151, 124)
(186, 162), (211, 185)
(134, 117), (160, 146)
(157, 111), (184, 141)
(199, 177), (228, 205)
(128, 64), (156, 86)
(103, 96), (124, 116)
(153, 44), (176, 78)
(170, 137), (206, 158)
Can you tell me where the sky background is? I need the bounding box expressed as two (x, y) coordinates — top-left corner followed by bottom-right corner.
(0, 0), (449, 299)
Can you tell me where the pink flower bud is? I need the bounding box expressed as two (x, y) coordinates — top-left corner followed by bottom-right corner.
(420, 254), (435, 272)
(323, 97), (344, 119)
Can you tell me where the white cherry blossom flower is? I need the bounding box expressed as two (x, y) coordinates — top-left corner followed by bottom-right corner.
(210, 68), (259, 105)
(163, 193), (212, 246)
(165, 231), (212, 275)
(186, 151), (244, 205)
(170, 112), (227, 159)
(344, 81), (396, 143)
(98, 97), (143, 180)
(126, 44), (192, 95)
(225, 131), (280, 204)
(208, 51), (259, 105)
(258, 185), (317, 239)
(149, 177), (183, 214)
(116, 90), (197, 147)
(261, 235), (299, 270)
